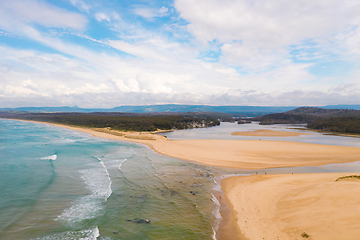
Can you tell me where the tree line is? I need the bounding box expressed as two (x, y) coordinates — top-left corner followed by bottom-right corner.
(0, 112), (222, 132)
(307, 117), (360, 134)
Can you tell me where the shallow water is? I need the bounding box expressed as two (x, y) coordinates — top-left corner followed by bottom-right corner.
(0, 119), (225, 240)
(1, 120), (359, 240)
(160, 122), (360, 147)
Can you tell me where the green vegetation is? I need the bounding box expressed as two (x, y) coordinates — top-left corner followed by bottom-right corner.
(307, 117), (360, 134)
(253, 107), (360, 135)
(335, 175), (360, 182)
(287, 107), (360, 117)
(0, 111), (224, 132)
(253, 113), (316, 125)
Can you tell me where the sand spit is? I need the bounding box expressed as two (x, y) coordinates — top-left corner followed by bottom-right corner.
(5, 119), (360, 240)
(231, 129), (312, 137)
(54, 124), (360, 169)
(222, 173), (360, 240)
(7, 120), (360, 170)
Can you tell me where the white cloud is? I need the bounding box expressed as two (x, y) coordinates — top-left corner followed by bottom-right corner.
(221, 42), (287, 71)
(0, 0), (87, 30)
(68, 0), (91, 13)
(95, 12), (110, 22)
(110, 78), (141, 93)
(107, 40), (170, 62)
(133, 6), (169, 19)
(158, 6), (169, 16)
(1, 0), (359, 107)
(337, 25), (360, 56)
(175, 0), (360, 73)
(330, 83), (359, 95)
(175, 0), (358, 47)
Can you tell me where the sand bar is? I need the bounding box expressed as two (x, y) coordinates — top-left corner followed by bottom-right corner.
(222, 173), (360, 240)
(5, 119), (360, 169)
(231, 129), (312, 137)
(5, 119), (360, 240)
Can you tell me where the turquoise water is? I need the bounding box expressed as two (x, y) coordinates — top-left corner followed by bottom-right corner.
(2, 120), (359, 240)
(0, 120), (222, 239)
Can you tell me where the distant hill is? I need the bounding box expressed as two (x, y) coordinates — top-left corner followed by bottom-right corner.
(322, 105), (360, 110)
(252, 112), (317, 125)
(286, 107), (360, 117)
(2, 104), (359, 116)
(254, 107), (360, 124)
(0, 105), (298, 116)
(254, 107), (360, 134)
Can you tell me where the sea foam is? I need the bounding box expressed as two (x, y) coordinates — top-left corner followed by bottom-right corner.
(56, 159), (112, 225)
(103, 159), (128, 171)
(40, 154), (57, 161)
(211, 193), (222, 239)
(32, 226), (100, 240)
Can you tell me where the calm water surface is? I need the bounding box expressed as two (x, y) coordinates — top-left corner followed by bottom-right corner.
(160, 122), (360, 147)
(161, 122), (360, 175)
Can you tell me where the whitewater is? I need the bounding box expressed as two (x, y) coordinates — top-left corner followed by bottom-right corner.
(0, 119), (219, 239)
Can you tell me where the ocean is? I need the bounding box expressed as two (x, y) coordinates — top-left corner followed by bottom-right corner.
(0, 119), (223, 240)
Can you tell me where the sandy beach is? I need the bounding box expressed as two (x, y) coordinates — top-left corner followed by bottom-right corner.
(222, 173), (360, 240)
(9, 120), (360, 169)
(5, 119), (360, 240)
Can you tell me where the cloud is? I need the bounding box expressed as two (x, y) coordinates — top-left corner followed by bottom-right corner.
(95, 13), (110, 22)
(175, 0), (360, 73)
(110, 78), (141, 93)
(175, 0), (357, 47)
(68, 0), (91, 13)
(220, 42), (288, 71)
(0, 0), (359, 107)
(0, 0), (87, 30)
(330, 83), (359, 95)
(0, 44), (358, 107)
(107, 40), (170, 62)
(133, 6), (169, 19)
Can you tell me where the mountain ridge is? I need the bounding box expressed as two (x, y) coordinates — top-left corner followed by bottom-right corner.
(2, 104), (360, 116)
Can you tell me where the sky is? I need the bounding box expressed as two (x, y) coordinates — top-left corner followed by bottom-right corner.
(0, 0), (359, 108)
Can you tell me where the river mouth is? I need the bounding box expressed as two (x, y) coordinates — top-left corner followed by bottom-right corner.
(2, 119), (359, 239)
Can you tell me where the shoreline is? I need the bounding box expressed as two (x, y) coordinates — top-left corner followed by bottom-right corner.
(222, 172), (360, 240)
(289, 127), (360, 138)
(4, 118), (360, 240)
(212, 174), (249, 240)
(4, 118), (360, 170)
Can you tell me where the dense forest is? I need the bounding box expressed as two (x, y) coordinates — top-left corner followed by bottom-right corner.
(286, 107), (360, 117)
(253, 107), (360, 134)
(307, 117), (360, 134)
(253, 113), (317, 125)
(0, 112), (227, 132)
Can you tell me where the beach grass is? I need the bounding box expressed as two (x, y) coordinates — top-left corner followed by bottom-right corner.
(335, 175), (360, 182)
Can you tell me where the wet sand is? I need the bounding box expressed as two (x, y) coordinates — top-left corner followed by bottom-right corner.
(231, 129), (312, 137)
(222, 173), (360, 240)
